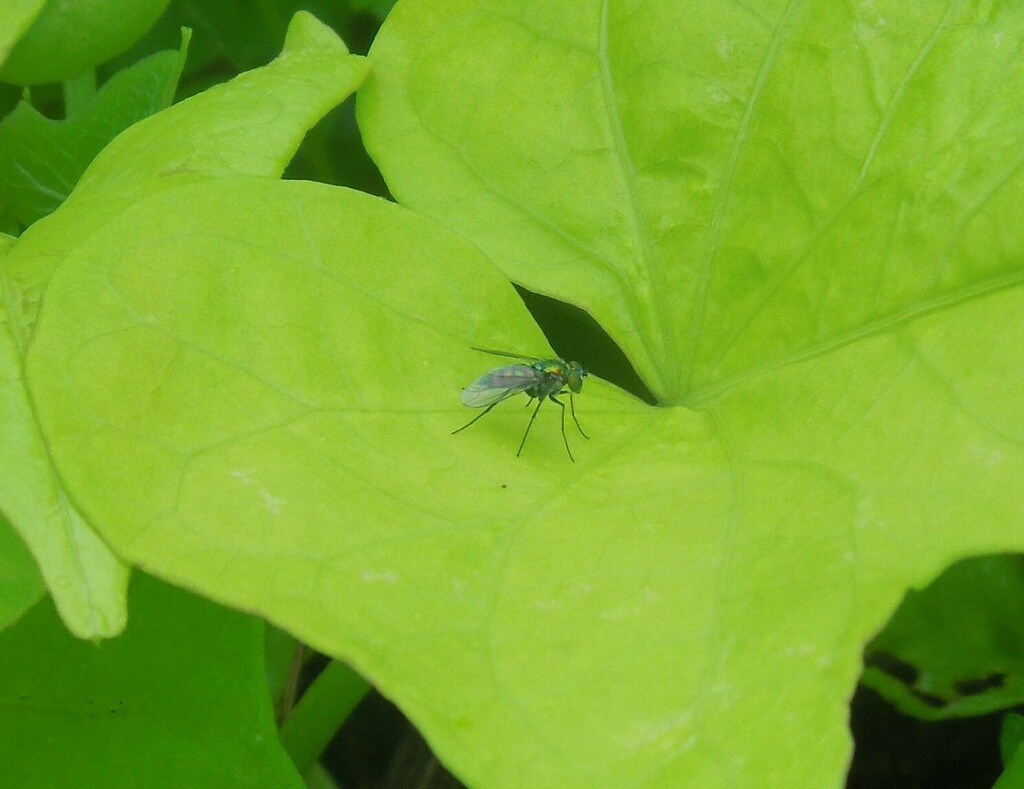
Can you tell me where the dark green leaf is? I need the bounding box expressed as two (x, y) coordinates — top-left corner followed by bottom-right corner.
(0, 574), (302, 788)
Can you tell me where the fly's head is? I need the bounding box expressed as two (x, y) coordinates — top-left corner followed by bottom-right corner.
(566, 361), (588, 394)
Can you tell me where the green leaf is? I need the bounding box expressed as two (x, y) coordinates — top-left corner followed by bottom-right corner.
(20, 3), (1024, 788)
(997, 714), (1024, 789)
(5, 10), (366, 298)
(0, 233), (128, 639)
(0, 0), (171, 86)
(351, 0), (1024, 782)
(0, 573), (303, 788)
(23, 173), (657, 784)
(0, 12), (365, 639)
(349, 0), (398, 18)
(1002, 713), (1024, 766)
(359, 1), (1024, 408)
(0, 0), (45, 70)
(0, 40), (188, 226)
(864, 555), (1024, 719)
(71, 10), (368, 200)
(996, 757), (1024, 789)
(0, 513), (44, 632)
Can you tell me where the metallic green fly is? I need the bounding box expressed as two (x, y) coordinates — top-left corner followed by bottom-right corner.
(452, 348), (590, 461)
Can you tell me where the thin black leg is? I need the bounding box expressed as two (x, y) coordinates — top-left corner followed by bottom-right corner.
(549, 395), (574, 462)
(516, 397), (546, 457)
(452, 401), (501, 435)
(569, 394), (589, 439)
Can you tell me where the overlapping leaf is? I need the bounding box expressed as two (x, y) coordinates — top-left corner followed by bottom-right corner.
(0, 12), (367, 638)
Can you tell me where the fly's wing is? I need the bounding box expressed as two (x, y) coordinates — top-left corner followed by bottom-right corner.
(459, 364), (538, 407)
(470, 347), (539, 363)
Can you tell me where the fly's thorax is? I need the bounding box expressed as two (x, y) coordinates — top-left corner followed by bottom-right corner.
(532, 359), (566, 375)
(528, 359), (571, 400)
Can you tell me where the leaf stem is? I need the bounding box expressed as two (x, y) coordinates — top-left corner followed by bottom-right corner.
(279, 659), (371, 775)
(62, 70), (96, 118)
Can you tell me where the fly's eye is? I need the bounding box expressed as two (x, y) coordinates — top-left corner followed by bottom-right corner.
(567, 365), (586, 393)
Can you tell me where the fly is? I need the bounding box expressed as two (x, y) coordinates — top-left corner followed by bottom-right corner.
(452, 348), (589, 461)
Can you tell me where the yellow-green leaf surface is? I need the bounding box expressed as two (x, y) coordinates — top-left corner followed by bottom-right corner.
(352, 0), (1024, 783)
(0, 237), (45, 634)
(18, 4), (1024, 789)
(1, 231), (129, 638)
(0, 13), (366, 638)
(359, 1), (1024, 409)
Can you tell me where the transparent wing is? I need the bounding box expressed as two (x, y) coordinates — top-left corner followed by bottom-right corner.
(470, 347), (540, 363)
(459, 364), (538, 407)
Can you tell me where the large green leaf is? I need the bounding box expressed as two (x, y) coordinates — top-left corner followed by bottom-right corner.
(24, 175), (666, 783)
(351, 0), (1024, 781)
(18, 3), (1024, 789)
(0, 572), (303, 788)
(0, 12), (366, 639)
(358, 1), (1024, 409)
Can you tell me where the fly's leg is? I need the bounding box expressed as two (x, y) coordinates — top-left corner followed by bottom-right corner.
(516, 397), (547, 458)
(452, 401), (502, 435)
(569, 393), (589, 439)
(548, 395), (575, 462)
